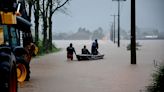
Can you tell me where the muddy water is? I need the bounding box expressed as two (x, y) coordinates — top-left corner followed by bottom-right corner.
(18, 40), (164, 92)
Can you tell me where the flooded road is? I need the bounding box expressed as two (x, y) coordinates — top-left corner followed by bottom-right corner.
(18, 40), (164, 92)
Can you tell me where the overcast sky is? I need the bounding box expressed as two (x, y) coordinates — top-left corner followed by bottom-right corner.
(52, 0), (164, 33)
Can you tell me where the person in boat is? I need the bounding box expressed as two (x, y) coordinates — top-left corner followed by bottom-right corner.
(95, 39), (99, 49)
(82, 45), (90, 54)
(66, 43), (76, 60)
(91, 39), (99, 55)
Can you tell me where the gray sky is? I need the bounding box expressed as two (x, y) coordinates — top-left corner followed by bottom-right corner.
(53, 0), (164, 33)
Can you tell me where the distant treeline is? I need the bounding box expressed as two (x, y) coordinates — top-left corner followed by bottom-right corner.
(53, 27), (105, 40)
(53, 27), (164, 40)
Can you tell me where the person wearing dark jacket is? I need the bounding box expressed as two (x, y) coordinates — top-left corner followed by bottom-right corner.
(66, 43), (76, 60)
(95, 39), (99, 49)
(91, 39), (99, 55)
(82, 45), (90, 54)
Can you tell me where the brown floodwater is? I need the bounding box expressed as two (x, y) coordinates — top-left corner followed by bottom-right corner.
(18, 40), (164, 92)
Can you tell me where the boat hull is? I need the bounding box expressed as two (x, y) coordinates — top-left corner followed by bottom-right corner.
(76, 54), (104, 61)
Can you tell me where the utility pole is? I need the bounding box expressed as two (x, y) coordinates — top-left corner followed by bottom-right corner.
(111, 15), (118, 43)
(131, 0), (136, 64)
(110, 23), (114, 41)
(112, 0), (126, 47)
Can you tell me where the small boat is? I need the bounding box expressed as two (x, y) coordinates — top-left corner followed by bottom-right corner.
(76, 54), (104, 61)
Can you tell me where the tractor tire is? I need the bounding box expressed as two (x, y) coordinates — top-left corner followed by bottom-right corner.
(16, 57), (29, 81)
(9, 62), (17, 92)
(0, 57), (17, 92)
(13, 47), (30, 81)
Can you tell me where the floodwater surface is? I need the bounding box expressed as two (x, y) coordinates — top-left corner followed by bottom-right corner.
(18, 40), (164, 92)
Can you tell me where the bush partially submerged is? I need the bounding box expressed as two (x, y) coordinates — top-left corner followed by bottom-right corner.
(146, 64), (164, 92)
(126, 42), (142, 50)
(37, 40), (60, 55)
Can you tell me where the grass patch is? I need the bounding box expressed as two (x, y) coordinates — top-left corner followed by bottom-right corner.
(146, 64), (164, 92)
(36, 40), (61, 56)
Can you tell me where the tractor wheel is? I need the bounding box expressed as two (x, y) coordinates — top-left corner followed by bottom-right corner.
(17, 63), (27, 82)
(9, 62), (17, 92)
(0, 61), (17, 92)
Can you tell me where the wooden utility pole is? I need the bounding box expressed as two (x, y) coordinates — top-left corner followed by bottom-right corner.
(111, 15), (118, 43)
(131, 0), (136, 64)
(110, 23), (114, 41)
(112, 0), (126, 47)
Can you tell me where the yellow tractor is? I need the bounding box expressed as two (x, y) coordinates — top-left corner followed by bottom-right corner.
(0, 0), (38, 91)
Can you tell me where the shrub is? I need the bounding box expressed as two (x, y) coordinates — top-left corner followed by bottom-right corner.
(146, 64), (164, 92)
(37, 40), (60, 55)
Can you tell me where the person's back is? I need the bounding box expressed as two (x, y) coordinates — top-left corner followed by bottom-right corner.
(91, 42), (97, 55)
(82, 45), (90, 54)
(91, 40), (99, 55)
(66, 43), (76, 60)
(95, 39), (98, 49)
(67, 46), (75, 55)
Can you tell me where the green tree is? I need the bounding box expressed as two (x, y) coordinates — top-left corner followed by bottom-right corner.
(39, 0), (70, 52)
(48, 0), (70, 50)
(26, 0), (70, 52)
(33, 0), (40, 46)
(25, 0), (40, 46)
(39, 0), (49, 52)
(26, 0), (33, 21)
